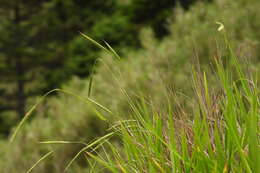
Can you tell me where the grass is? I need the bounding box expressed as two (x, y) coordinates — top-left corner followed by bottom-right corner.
(82, 46), (259, 172)
(11, 28), (259, 172)
(81, 30), (259, 172)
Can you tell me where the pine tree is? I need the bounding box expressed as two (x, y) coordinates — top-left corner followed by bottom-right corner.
(0, 0), (121, 135)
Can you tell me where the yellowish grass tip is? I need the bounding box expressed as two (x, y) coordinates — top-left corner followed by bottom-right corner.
(216, 21), (225, 32)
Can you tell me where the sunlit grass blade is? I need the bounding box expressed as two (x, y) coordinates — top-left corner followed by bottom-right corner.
(9, 89), (60, 143)
(85, 151), (118, 172)
(104, 41), (121, 60)
(26, 151), (53, 173)
(79, 31), (109, 53)
(9, 88), (110, 144)
(64, 132), (115, 171)
(152, 158), (166, 173)
(56, 89), (112, 114)
(88, 75), (93, 97)
(39, 141), (87, 145)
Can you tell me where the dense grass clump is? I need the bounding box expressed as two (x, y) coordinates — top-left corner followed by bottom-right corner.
(82, 41), (259, 173)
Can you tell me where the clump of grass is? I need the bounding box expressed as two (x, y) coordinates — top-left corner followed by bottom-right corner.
(7, 23), (259, 173)
(79, 34), (259, 172)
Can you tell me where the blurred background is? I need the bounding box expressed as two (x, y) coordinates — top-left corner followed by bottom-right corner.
(0, 0), (259, 172)
(0, 0), (205, 136)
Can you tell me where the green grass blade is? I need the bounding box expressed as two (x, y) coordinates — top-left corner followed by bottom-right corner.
(39, 141), (87, 145)
(104, 41), (121, 60)
(9, 89), (60, 144)
(26, 151), (53, 173)
(64, 132), (114, 171)
(9, 88), (110, 144)
(79, 32), (109, 53)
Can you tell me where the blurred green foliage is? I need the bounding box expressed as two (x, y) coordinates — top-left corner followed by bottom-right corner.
(0, 0), (199, 135)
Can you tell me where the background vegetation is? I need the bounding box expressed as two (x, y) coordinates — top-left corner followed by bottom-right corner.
(0, 0), (200, 136)
(0, 0), (259, 172)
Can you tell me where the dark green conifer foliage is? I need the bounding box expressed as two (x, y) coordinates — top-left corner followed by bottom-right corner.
(0, 0), (119, 135)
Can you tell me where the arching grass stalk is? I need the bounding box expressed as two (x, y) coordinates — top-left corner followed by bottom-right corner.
(9, 88), (111, 144)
